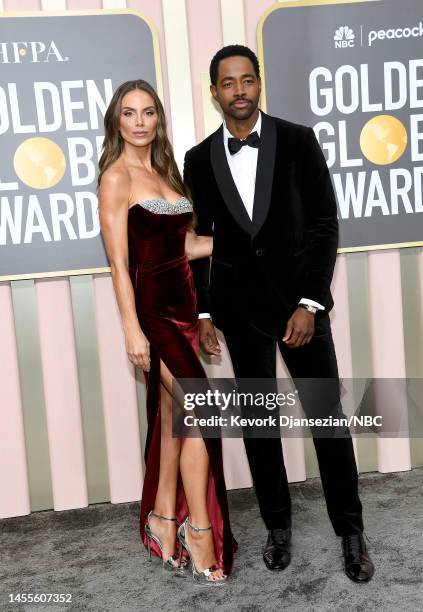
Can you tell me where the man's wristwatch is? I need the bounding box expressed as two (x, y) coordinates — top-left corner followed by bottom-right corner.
(298, 303), (318, 315)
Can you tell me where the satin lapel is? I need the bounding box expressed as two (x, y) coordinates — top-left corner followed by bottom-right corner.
(210, 125), (253, 236)
(251, 112), (277, 239)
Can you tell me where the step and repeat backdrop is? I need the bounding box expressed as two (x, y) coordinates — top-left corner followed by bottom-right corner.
(1, 11), (160, 280)
(1, 0), (423, 280)
(260, 0), (423, 251)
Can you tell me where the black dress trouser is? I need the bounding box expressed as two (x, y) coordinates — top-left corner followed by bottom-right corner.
(220, 311), (364, 536)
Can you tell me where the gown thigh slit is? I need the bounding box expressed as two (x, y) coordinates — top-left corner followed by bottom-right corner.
(127, 197), (237, 576)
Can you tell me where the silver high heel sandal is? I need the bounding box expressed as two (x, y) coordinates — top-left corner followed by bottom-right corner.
(177, 516), (228, 586)
(144, 510), (187, 575)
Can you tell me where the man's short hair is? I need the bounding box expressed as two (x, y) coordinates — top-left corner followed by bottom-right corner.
(209, 45), (260, 86)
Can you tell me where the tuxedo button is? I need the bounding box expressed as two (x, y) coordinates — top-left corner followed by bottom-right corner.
(255, 249), (265, 256)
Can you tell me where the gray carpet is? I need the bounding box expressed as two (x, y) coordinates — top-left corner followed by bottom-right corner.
(1, 468), (423, 612)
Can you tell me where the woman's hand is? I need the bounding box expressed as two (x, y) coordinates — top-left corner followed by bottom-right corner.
(125, 329), (151, 371)
(185, 229), (213, 260)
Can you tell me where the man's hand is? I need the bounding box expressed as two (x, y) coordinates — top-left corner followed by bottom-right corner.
(282, 307), (315, 348)
(199, 318), (221, 356)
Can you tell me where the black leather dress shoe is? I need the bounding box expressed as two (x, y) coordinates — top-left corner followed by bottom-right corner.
(263, 527), (292, 571)
(342, 532), (375, 582)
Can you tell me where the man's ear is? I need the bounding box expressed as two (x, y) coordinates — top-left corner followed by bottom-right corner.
(210, 84), (217, 100)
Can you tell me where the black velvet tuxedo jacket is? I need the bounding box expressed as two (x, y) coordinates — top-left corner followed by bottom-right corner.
(183, 111), (339, 333)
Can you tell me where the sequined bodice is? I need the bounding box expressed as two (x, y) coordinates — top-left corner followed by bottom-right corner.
(127, 195), (194, 273)
(130, 196), (193, 215)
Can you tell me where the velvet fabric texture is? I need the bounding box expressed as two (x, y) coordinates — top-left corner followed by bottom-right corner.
(183, 111), (364, 536)
(127, 203), (237, 576)
(184, 111), (339, 335)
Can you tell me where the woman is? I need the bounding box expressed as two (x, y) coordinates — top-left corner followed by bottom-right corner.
(97, 80), (237, 584)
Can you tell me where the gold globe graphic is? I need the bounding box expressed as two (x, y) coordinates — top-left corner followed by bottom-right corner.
(360, 115), (407, 165)
(13, 137), (66, 189)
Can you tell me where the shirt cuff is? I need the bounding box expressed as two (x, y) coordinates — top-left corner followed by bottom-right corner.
(198, 312), (211, 319)
(299, 298), (325, 311)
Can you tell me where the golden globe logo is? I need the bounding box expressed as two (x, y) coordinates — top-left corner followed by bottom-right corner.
(0, 76), (113, 247)
(309, 60), (423, 220)
(0, 41), (69, 64)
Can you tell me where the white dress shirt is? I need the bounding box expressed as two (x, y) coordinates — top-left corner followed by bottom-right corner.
(198, 110), (324, 318)
(222, 109), (262, 220)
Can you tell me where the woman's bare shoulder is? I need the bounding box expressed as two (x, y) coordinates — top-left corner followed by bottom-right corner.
(99, 162), (131, 205)
(101, 161), (130, 188)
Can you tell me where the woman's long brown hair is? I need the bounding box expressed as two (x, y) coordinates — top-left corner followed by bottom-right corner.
(97, 79), (188, 204)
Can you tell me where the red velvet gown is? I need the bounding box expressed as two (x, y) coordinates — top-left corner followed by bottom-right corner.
(127, 195), (237, 576)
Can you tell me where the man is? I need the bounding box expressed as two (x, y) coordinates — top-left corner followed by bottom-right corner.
(183, 45), (374, 583)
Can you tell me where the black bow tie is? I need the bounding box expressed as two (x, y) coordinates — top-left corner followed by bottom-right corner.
(227, 130), (260, 155)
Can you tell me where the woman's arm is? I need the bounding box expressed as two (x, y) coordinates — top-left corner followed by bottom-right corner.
(185, 228), (213, 261)
(98, 168), (150, 371)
